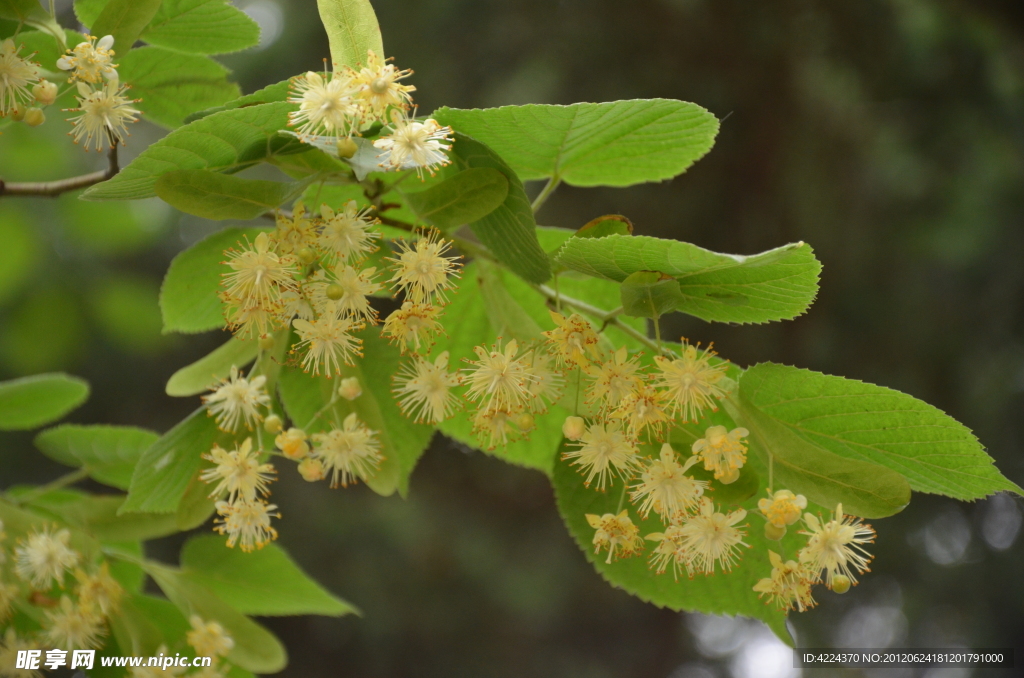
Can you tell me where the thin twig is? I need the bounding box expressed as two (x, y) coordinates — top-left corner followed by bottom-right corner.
(531, 176), (561, 213)
(0, 142), (119, 198)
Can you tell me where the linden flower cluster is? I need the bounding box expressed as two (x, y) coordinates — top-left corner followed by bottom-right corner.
(56, 35), (141, 151)
(0, 521), (124, 656)
(287, 49), (453, 178)
(752, 500), (877, 612)
(0, 38), (53, 127)
(524, 311), (880, 613)
(205, 212), (462, 550)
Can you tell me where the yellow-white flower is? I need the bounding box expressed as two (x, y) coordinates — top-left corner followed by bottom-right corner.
(585, 345), (644, 412)
(586, 511), (644, 564)
(44, 596), (105, 650)
(292, 305), (362, 377)
(351, 49), (415, 121)
(646, 524), (687, 579)
(653, 341), (728, 422)
(319, 263), (381, 322)
(222, 232), (298, 310)
(66, 80), (140, 151)
(630, 443), (707, 522)
(691, 425), (749, 484)
(382, 301), (445, 354)
(758, 489), (808, 528)
(74, 563), (123, 618)
(14, 526), (79, 588)
(543, 310), (602, 367)
(677, 497), (748, 576)
(287, 68), (359, 138)
(201, 438), (276, 501)
(271, 204), (317, 254)
(0, 580), (18, 623)
(753, 550), (818, 612)
(0, 39), (40, 115)
(312, 412), (382, 487)
(523, 349), (564, 412)
(609, 383), (670, 441)
(187, 616), (235, 657)
(471, 406), (520, 449)
(214, 497), (280, 552)
(386, 229), (461, 304)
(462, 338), (536, 412)
(202, 366), (271, 431)
(563, 420), (640, 490)
(798, 503), (875, 589)
(0, 630), (40, 678)
(373, 110), (453, 178)
(317, 200), (379, 262)
(393, 351), (460, 424)
(57, 35), (116, 84)
(275, 427), (309, 460)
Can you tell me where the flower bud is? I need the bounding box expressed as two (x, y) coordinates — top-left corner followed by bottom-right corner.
(275, 427), (309, 460)
(32, 80), (58, 106)
(764, 522), (786, 541)
(23, 107), (45, 127)
(338, 377), (361, 400)
(326, 283), (344, 300)
(562, 416), (586, 441)
(298, 457), (324, 482)
(515, 412), (535, 432)
(717, 467), (740, 485)
(263, 414), (283, 434)
(831, 574), (852, 594)
(298, 247), (316, 265)
(258, 334), (275, 351)
(336, 137), (358, 159)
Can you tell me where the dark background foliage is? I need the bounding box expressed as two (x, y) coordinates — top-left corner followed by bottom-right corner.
(2, 0), (1023, 676)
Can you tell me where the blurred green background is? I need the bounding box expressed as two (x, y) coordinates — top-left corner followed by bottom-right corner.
(2, 0), (1024, 676)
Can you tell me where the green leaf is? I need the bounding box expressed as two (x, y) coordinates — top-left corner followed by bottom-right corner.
(729, 396), (912, 519)
(29, 493), (181, 541)
(476, 259), (545, 343)
(0, 373), (89, 431)
(147, 565), (287, 673)
(73, 0), (105, 26)
(739, 363), (1024, 501)
(175, 473), (217, 530)
(556, 236), (820, 324)
(155, 169), (297, 219)
(34, 424), (158, 490)
(118, 47), (241, 129)
(402, 167), (508, 231)
(160, 227), (266, 334)
(448, 132), (550, 283)
(278, 328), (435, 497)
(620, 270), (685, 319)
(552, 439), (791, 642)
(434, 100), (719, 187)
(316, 0), (384, 71)
(82, 103), (296, 201)
(0, 0), (45, 21)
(576, 214), (634, 239)
(180, 535), (358, 617)
(185, 79), (289, 123)
(166, 336), (257, 397)
(120, 407), (226, 514)
(90, 0), (163, 52)
(113, 592), (190, 657)
(142, 0), (260, 55)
